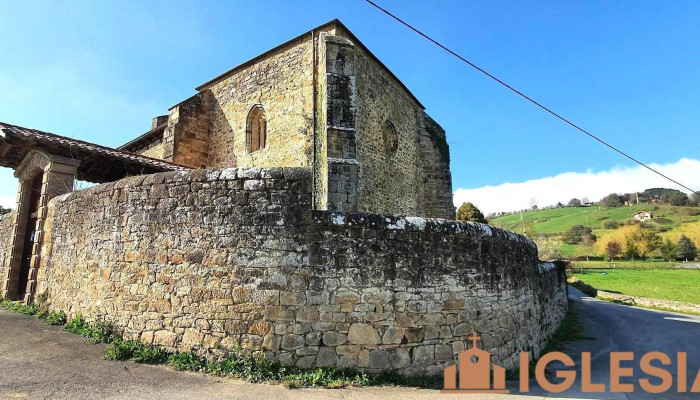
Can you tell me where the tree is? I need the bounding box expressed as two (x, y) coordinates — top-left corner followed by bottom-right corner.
(662, 191), (689, 206)
(567, 198), (582, 207)
(600, 193), (624, 208)
(563, 225), (596, 245)
(624, 239), (640, 261)
(677, 235), (698, 262)
(556, 202), (564, 208)
(0, 206), (10, 215)
(606, 240), (622, 262)
(535, 237), (564, 261)
(633, 229), (661, 260)
(660, 239), (677, 261)
(580, 233), (596, 261)
(690, 193), (700, 207)
(456, 202), (487, 224)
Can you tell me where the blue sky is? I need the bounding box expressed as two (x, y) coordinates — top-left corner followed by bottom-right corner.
(1, 1), (699, 212)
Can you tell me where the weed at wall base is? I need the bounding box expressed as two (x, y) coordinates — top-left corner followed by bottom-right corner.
(63, 314), (113, 344)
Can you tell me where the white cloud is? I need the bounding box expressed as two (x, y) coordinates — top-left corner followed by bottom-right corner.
(454, 158), (700, 215)
(0, 196), (15, 210)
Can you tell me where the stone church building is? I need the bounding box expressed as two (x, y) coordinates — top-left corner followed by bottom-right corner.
(0, 20), (566, 375)
(119, 19), (454, 218)
(0, 18), (452, 304)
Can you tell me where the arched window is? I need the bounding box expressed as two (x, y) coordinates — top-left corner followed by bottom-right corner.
(382, 120), (398, 155)
(246, 105), (267, 153)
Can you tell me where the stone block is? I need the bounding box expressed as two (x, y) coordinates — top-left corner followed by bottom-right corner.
(382, 326), (405, 345)
(322, 331), (347, 346)
(369, 350), (390, 370)
(153, 330), (178, 347)
(281, 334), (305, 351)
(316, 347), (338, 367)
(348, 323), (381, 345)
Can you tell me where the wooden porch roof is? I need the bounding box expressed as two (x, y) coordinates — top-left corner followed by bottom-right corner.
(0, 122), (189, 183)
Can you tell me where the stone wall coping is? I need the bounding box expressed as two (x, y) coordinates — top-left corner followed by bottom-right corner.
(0, 212), (15, 224)
(312, 211), (536, 250)
(48, 167), (536, 252)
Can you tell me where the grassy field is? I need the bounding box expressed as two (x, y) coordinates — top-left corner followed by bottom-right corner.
(571, 260), (683, 269)
(491, 204), (700, 235)
(571, 269), (700, 304)
(490, 204), (700, 260)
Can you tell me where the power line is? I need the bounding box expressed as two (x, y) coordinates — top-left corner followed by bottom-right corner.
(365, 0), (699, 196)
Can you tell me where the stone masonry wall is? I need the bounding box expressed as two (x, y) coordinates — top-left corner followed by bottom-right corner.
(134, 141), (164, 160)
(418, 113), (455, 218)
(331, 25), (454, 219)
(163, 93), (211, 168)
(0, 211), (15, 294)
(36, 168), (566, 375)
(203, 36), (315, 169)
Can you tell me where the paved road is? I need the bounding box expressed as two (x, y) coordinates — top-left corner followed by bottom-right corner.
(1, 289), (699, 399)
(537, 287), (700, 400)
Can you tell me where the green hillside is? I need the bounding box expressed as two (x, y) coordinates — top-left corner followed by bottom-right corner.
(491, 204), (700, 236)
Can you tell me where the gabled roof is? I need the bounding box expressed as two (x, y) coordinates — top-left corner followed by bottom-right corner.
(0, 122), (189, 183)
(195, 19), (425, 109)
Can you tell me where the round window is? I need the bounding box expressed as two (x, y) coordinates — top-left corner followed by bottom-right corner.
(382, 120), (398, 155)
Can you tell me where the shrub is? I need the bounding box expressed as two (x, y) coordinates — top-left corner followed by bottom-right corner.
(64, 314), (113, 343)
(207, 349), (289, 382)
(563, 225), (596, 245)
(38, 310), (67, 325)
(282, 368), (371, 389)
(1, 301), (39, 315)
(104, 339), (168, 364)
(602, 220), (619, 230)
(168, 352), (207, 372)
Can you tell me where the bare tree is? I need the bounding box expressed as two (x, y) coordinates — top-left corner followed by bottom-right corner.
(529, 198), (538, 210)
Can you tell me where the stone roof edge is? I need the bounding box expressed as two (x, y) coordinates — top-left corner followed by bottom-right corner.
(194, 19), (425, 109)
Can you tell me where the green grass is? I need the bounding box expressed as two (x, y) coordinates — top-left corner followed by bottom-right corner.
(571, 260), (680, 270)
(572, 269), (700, 304)
(491, 204), (700, 235)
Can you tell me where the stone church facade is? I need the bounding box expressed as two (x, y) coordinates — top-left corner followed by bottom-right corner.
(118, 19), (454, 219)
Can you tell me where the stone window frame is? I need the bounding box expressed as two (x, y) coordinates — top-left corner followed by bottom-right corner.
(245, 104), (268, 154)
(381, 120), (399, 156)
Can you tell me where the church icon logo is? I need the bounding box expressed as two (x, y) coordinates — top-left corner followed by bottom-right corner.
(442, 332), (509, 394)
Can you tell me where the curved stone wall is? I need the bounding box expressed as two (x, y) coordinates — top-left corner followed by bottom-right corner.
(37, 167), (566, 374)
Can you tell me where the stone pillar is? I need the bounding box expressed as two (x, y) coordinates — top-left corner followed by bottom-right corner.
(323, 34), (359, 212)
(2, 151), (79, 302)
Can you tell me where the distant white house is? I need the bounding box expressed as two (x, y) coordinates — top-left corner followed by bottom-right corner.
(634, 211), (654, 221)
